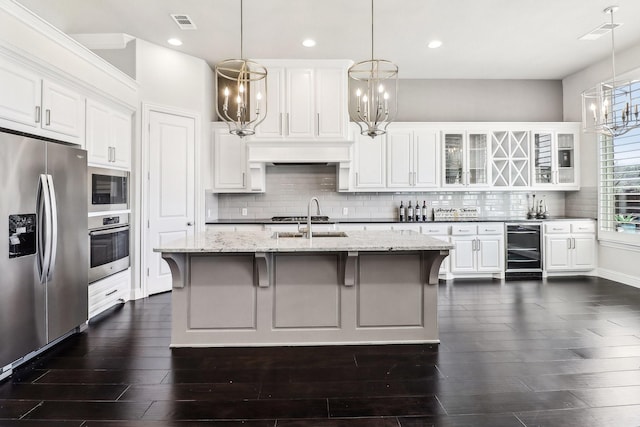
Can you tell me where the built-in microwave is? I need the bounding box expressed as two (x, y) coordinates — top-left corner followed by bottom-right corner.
(88, 167), (129, 213)
(88, 213), (130, 283)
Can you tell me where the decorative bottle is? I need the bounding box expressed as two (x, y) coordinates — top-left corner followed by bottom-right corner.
(399, 201), (405, 222)
(422, 201), (428, 221)
(415, 200), (421, 222)
(407, 201), (414, 222)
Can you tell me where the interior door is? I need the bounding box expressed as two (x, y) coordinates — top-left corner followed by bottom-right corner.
(147, 110), (195, 295)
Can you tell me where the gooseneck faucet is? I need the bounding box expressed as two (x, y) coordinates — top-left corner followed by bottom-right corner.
(304, 197), (322, 239)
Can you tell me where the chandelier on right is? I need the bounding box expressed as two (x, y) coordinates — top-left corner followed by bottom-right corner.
(348, 0), (398, 138)
(582, 6), (640, 137)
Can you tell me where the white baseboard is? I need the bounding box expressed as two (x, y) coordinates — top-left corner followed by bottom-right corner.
(597, 268), (640, 289)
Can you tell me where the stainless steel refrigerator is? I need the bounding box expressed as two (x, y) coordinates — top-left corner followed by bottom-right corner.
(1, 129), (88, 369)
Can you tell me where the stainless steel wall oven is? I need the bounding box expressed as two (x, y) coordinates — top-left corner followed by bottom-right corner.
(88, 213), (130, 283)
(88, 167), (128, 213)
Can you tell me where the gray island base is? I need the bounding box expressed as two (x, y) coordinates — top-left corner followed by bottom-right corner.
(156, 230), (452, 347)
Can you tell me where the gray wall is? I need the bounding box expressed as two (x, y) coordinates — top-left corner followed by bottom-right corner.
(397, 79), (563, 122)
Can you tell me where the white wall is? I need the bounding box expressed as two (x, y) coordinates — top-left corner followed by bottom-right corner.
(562, 43), (640, 287)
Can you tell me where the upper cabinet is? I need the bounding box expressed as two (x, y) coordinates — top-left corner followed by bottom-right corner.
(352, 131), (386, 190)
(85, 98), (132, 170)
(531, 124), (579, 190)
(490, 130), (530, 188)
(212, 124), (265, 193)
(442, 131), (490, 188)
(251, 60), (351, 141)
(387, 127), (439, 189)
(0, 57), (84, 145)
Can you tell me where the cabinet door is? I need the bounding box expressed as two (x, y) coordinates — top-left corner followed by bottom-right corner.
(544, 235), (571, 271)
(315, 67), (347, 139)
(286, 68), (314, 138)
(443, 132), (464, 186)
(477, 236), (503, 272)
(254, 66), (285, 138)
(572, 235), (595, 270)
(414, 130), (439, 188)
(467, 132), (489, 186)
(450, 236), (476, 273)
(386, 130), (413, 187)
(556, 133), (576, 185)
(533, 131), (554, 186)
(0, 58), (41, 128)
(214, 130), (247, 190)
(110, 110), (132, 169)
(354, 133), (385, 188)
(41, 79), (84, 138)
(85, 99), (111, 165)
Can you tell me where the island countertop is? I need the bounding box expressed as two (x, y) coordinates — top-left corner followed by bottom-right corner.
(155, 229), (453, 253)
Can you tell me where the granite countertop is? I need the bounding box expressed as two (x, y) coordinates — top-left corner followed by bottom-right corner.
(155, 229), (453, 253)
(207, 216), (595, 225)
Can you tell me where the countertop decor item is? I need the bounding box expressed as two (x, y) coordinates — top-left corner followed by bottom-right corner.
(214, 0), (267, 138)
(348, 0), (398, 138)
(582, 6), (639, 137)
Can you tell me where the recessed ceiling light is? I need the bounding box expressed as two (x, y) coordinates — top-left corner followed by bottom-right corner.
(427, 40), (442, 49)
(302, 39), (316, 48)
(168, 38), (183, 46)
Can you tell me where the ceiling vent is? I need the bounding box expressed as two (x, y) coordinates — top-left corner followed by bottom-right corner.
(171, 14), (197, 30)
(579, 22), (622, 40)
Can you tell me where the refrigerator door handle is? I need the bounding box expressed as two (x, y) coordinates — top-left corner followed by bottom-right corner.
(46, 174), (58, 281)
(36, 174), (53, 283)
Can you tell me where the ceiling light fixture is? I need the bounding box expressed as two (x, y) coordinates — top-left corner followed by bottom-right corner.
(302, 39), (316, 47)
(167, 38), (182, 46)
(427, 40), (442, 49)
(215, 0), (267, 138)
(582, 5), (639, 137)
(348, 0), (398, 138)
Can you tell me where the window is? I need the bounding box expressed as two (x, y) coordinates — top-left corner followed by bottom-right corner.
(599, 121), (640, 243)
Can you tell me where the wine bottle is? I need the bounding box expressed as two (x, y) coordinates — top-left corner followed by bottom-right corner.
(407, 201), (414, 222)
(422, 201), (428, 222)
(399, 201), (405, 222)
(415, 200), (420, 222)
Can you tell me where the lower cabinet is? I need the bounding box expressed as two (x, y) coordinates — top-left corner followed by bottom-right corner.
(450, 223), (504, 275)
(544, 221), (596, 272)
(421, 223), (451, 276)
(88, 269), (130, 319)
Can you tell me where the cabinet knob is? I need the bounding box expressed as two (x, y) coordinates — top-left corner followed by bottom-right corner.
(187, 222), (193, 226)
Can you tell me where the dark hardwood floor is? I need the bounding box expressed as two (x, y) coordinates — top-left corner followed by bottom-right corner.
(2, 277), (640, 426)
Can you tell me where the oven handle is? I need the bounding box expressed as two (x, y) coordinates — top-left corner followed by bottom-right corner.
(89, 225), (130, 236)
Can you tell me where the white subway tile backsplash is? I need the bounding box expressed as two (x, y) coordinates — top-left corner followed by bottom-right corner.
(216, 165), (567, 220)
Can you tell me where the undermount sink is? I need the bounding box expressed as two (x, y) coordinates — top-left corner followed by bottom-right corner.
(273, 231), (348, 238)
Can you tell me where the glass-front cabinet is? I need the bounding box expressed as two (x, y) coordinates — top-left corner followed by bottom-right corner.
(442, 131), (489, 188)
(532, 130), (577, 189)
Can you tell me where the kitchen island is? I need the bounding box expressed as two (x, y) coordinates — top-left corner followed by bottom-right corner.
(156, 229), (452, 347)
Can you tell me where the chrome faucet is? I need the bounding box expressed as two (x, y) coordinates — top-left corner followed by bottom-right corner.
(302, 197), (322, 239)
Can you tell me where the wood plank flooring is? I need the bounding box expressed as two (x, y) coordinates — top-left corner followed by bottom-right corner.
(1, 277), (640, 426)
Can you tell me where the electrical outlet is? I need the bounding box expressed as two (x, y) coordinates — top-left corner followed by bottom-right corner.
(241, 208), (248, 216)
(342, 207), (349, 216)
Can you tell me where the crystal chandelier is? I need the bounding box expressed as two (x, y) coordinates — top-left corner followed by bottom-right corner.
(348, 0), (398, 138)
(215, 0), (267, 138)
(582, 6), (640, 138)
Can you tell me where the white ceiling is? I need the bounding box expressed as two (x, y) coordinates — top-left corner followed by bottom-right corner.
(13, 0), (640, 80)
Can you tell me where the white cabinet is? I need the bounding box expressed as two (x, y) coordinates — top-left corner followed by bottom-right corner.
(85, 99), (132, 169)
(532, 125), (580, 190)
(442, 131), (490, 188)
(88, 269), (130, 319)
(387, 128), (439, 189)
(544, 221), (596, 272)
(252, 60), (350, 140)
(0, 57), (84, 145)
(353, 131), (385, 189)
(450, 223), (504, 275)
(490, 130), (530, 188)
(212, 125), (265, 193)
(421, 223), (451, 275)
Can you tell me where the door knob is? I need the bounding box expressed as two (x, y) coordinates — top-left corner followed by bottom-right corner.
(187, 222), (193, 226)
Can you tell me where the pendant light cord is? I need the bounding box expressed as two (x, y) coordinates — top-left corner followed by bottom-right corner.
(370, 0), (374, 60)
(609, 7), (616, 89)
(240, 0), (244, 58)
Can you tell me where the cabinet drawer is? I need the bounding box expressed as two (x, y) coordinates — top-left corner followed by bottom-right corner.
(545, 223), (571, 234)
(571, 222), (596, 233)
(88, 269), (130, 319)
(477, 223), (503, 235)
(421, 224), (450, 235)
(451, 224), (477, 235)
